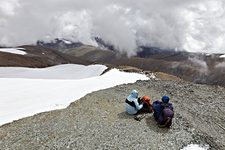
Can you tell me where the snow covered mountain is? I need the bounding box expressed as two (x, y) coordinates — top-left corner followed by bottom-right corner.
(36, 38), (83, 50)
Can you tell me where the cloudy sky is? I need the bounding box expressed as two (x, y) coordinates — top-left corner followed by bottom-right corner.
(0, 0), (224, 55)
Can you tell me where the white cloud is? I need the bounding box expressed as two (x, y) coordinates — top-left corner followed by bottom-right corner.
(0, 0), (20, 16)
(93, 4), (137, 56)
(215, 62), (225, 68)
(0, 0), (225, 54)
(188, 57), (209, 74)
(50, 10), (97, 46)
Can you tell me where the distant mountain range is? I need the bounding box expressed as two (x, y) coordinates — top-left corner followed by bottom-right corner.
(37, 38), (83, 50)
(0, 38), (225, 87)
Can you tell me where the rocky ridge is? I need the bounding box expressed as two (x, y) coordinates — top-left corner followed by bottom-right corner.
(0, 78), (224, 150)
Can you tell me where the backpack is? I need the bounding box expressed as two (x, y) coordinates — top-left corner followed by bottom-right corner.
(162, 107), (174, 119)
(158, 106), (174, 127)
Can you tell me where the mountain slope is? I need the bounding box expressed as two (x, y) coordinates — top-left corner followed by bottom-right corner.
(0, 79), (224, 149)
(58, 45), (225, 87)
(1, 44), (225, 87)
(0, 45), (91, 67)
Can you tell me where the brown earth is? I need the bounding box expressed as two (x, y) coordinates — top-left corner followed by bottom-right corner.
(0, 45), (91, 68)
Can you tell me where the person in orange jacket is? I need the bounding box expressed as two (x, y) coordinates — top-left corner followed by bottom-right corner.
(139, 95), (153, 113)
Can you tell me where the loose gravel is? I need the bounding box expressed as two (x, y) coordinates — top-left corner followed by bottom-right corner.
(0, 79), (225, 150)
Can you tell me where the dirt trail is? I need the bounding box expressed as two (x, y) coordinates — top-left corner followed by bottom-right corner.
(0, 79), (225, 149)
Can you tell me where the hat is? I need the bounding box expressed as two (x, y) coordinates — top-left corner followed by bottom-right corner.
(131, 89), (138, 98)
(162, 95), (170, 103)
(142, 96), (150, 102)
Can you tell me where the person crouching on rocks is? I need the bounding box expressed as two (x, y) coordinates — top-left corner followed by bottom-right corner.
(153, 96), (174, 128)
(125, 89), (143, 115)
(139, 95), (153, 113)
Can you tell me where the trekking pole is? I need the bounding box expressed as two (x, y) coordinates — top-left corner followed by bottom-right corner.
(134, 114), (146, 121)
(214, 121), (225, 131)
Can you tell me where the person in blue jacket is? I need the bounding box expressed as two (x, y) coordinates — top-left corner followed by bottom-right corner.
(153, 96), (174, 127)
(125, 89), (143, 115)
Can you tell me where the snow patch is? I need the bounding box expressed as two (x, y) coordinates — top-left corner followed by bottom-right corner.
(0, 65), (148, 125)
(181, 144), (209, 150)
(0, 48), (26, 55)
(219, 54), (225, 58)
(62, 39), (72, 44)
(149, 73), (156, 79)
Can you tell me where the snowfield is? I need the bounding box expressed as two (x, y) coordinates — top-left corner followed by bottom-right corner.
(0, 64), (148, 125)
(0, 64), (107, 79)
(0, 48), (26, 55)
